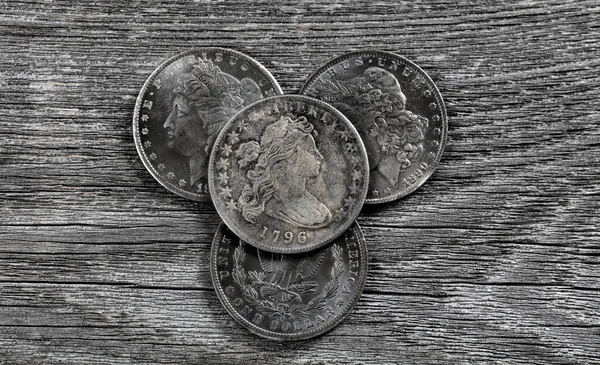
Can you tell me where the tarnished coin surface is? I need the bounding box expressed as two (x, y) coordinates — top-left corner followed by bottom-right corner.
(211, 222), (368, 341)
(301, 51), (447, 204)
(208, 95), (369, 254)
(133, 48), (282, 201)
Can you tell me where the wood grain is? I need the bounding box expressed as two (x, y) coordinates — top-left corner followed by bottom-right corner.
(1, 0), (599, 364)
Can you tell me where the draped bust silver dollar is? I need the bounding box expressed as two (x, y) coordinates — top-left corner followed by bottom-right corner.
(301, 51), (447, 204)
(208, 95), (369, 254)
(133, 48), (282, 201)
(211, 222), (368, 341)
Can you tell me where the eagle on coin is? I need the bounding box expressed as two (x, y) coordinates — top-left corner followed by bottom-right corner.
(256, 249), (326, 303)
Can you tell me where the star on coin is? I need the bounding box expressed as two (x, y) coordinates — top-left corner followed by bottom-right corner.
(225, 286), (235, 296)
(384, 187), (392, 195)
(221, 144), (233, 157)
(336, 298), (346, 307)
(149, 153), (157, 160)
(431, 140), (439, 147)
(144, 140), (151, 148)
(227, 130), (240, 144)
(434, 127), (441, 134)
(340, 129), (352, 141)
(167, 172), (175, 179)
(219, 186), (232, 199)
(349, 182), (358, 195)
(429, 102), (437, 110)
(352, 169), (361, 181)
(216, 157), (230, 170)
(141, 127), (149, 135)
(239, 119), (251, 131)
(248, 112), (261, 122)
(346, 143), (357, 154)
(344, 196), (354, 207)
(225, 199), (238, 210)
(178, 179), (186, 187)
(326, 120), (338, 132)
(158, 163), (165, 170)
(428, 152), (436, 159)
(217, 172), (229, 185)
(372, 190), (379, 197)
(141, 114), (149, 122)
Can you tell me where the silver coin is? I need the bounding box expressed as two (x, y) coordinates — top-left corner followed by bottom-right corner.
(301, 51), (447, 204)
(210, 221), (368, 341)
(208, 95), (369, 254)
(133, 48), (282, 201)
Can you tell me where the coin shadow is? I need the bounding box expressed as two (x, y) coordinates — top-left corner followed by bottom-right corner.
(242, 332), (327, 351)
(360, 197), (405, 215)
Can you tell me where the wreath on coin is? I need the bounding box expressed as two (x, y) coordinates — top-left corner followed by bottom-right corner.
(232, 242), (344, 322)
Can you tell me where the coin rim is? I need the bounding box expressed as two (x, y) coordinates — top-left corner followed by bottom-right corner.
(208, 94), (370, 254)
(210, 221), (368, 341)
(299, 50), (448, 204)
(133, 47), (283, 201)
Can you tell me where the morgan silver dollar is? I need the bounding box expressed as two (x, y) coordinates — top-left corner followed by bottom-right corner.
(133, 48), (282, 201)
(208, 95), (369, 254)
(211, 222), (368, 341)
(301, 51), (447, 204)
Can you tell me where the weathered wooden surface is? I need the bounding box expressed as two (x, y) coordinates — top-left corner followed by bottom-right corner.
(1, 1), (599, 364)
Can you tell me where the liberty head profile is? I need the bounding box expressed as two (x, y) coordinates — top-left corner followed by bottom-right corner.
(357, 67), (428, 187)
(235, 115), (332, 229)
(311, 66), (428, 187)
(163, 58), (263, 186)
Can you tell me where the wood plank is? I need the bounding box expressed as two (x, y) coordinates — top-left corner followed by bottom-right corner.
(1, 0), (599, 363)
(1, 284), (598, 364)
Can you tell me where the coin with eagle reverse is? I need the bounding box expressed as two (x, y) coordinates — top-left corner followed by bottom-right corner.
(210, 222), (368, 341)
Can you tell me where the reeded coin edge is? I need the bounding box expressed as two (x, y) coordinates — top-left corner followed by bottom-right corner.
(300, 50), (448, 204)
(210, 221), (368, 341)
(208, 94), (370, 254)
(133, 47), (284, 202)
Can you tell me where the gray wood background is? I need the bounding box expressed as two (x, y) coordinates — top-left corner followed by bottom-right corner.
(1, 1), (599, 364)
